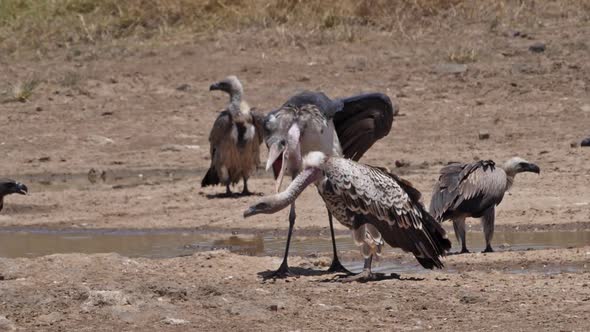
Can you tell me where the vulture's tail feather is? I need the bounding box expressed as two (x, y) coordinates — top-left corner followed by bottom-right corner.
(415, 205), (452, 269)
(201, 167), (220, 187)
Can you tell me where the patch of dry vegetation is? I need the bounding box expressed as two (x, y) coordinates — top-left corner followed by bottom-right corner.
(0, 0), (589, 54)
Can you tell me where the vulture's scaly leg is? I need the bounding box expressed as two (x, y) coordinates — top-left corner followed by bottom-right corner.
(337, 255), (392, 283)
(241, 176), (252, 196)
(270, 203), (296, 278)
(481, 207), (495, 253)
(452, 216), (469, 254)
(326, 210), (352, 274)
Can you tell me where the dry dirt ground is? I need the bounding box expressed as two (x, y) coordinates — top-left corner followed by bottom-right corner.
(0, 6), (589, 332)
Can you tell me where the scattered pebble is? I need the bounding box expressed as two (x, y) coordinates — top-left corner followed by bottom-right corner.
(162, 317), (190, 325)
(478, 132), (490, 140)
(0, 316), (15, 331)
(35, 106), (43, 112)
(434, 63), (467, 74)
(176, 84), (191, 92)
(395, 160), (409, 168)
(38, 156), (51, 162)
(82, 290), (130, 309)
(529, 42), (546, 53)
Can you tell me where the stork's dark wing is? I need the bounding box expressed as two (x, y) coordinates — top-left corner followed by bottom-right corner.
(429, 160), (507, 221)
(325, 158), (451, 269)
(333, 93), (397, 161)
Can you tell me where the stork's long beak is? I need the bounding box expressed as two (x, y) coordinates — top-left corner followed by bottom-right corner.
(16, 183), (28, 195)
(523, 163), (541, 174)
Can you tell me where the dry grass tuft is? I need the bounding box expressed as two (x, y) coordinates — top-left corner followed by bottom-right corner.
(0, 0), (589, 53)
(1, 78), (41, 103)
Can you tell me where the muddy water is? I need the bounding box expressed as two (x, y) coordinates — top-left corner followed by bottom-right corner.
(1, 228), (589, 260)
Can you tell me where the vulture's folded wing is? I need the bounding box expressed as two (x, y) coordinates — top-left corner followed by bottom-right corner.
(334, 93), (397, 161)
(325, 158), (451, 268)
(429, 161), (506, 221)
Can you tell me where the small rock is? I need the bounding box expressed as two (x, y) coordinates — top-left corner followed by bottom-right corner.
(38, 156), (51, 162)
(86, 135), (114, 145)
(160, 144), (184, 152)
(101, 111), (114, 116)
(108, 77), (118, 84)
(395, 160), (409, 168)
(35, 106), (43, 112)
(162, 317), (189, 325)
(478, 132), (490, 140)
(297, 75), (310, 82)
(0, 316), (15, 331)
(434, 63), (467, 74)
(269, 304), (279, 311)
(529, 42), (546, 53)
(83, 290), (130, 308)
(581, 137), (590, 147)
(37, 312), (61, 324)
(570, 141), (579, 148)
(176, 84), (191, 91)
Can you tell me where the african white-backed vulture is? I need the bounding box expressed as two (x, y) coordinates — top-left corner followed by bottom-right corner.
(245, 152), (451, 281)
(201, 76), (264, 196)
(429, 157), (540, 253)
(261, 91), (397, 277)
(0, 179), (28, 211)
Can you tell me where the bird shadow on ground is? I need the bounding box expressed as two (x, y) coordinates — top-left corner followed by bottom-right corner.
(257, 267), (335, 281)
(204, 192), (264, 199)
(320, 273), (425, 283)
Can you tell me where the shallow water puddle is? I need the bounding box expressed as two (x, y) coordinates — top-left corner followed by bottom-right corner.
(1, 228), (588, 262)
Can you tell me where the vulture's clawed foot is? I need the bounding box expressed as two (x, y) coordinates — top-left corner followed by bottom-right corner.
(327, 258), (353, 275)
(460, 248), (471, 254)
(334, 270), (400, 283)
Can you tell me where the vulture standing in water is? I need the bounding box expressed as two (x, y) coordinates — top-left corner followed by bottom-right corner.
(245, 152), (451, 281)
(201, 76), (264, 196)
(429, 157), (540, 253)
(0, 179), (28, 211)
(261, 91), (397, 277)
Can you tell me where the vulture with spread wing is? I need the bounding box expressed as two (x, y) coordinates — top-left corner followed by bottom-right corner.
(245, 152), (451, 281)
(430, 157), (540, 253)
(260, 91), (397, 277)
(201, 76), (264, 196)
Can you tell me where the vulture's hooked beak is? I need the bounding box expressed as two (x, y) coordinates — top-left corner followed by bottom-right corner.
(16, 183), (28, 195)
(244, 166), (320, 218)
(209, 82), (222, 91)
(523, 163), (541, 174)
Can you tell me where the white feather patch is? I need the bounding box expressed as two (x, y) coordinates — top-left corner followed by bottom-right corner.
(303, 151), (326, 168)
(244, 124), (255, 141)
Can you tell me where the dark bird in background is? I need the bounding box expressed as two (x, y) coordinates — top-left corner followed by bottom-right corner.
(429, 157), (540, 253)
(201, 76), (264, 196)
(260, 91), (397, 277)
(245, 152), (451, 282)
(0, 179), (28, 211)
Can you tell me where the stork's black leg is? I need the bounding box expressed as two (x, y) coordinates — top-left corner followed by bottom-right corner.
(482, 245), (494, 253)
(241, 177), (253, 196)
(326, 211), (352, 274)
(268, 203), (296, 278)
